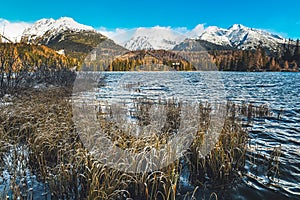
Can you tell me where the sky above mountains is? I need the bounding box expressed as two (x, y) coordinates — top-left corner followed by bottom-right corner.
(1, 0), (299, 39)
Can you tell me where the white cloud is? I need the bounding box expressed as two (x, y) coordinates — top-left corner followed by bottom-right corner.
(0, 17), (206, 45)
(187, 24), (205, 38)
(0, 19), (32, 42)
(98, 27), (137, 45)
(173, 27), (189, 33)
(97, 24), (206, 44)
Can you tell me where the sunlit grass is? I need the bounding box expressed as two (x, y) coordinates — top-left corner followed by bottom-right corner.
(0, 87), (279, 199)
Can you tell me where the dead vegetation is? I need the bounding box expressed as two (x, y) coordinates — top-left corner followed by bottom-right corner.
(0, 87), (280, 200)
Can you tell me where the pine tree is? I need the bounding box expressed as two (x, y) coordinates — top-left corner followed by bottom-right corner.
(293, 39), (300, 65)
(283, 39), (293, 61)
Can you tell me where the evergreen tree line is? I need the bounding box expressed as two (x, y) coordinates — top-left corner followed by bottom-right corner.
(82, 40), (300, 72)
(210, 39), (300, 72)
(101, 50), (195, 71)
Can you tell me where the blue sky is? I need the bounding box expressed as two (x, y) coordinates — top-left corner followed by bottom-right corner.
(1, 0), (300, 38)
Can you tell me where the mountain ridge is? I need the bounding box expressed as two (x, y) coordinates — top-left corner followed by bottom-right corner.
(122, 24), (289, 52)
(1, 17), (293, 53)
(21, 17), (95, 44)
(18, 17), (126, 66)
(1, 17), (299, 73)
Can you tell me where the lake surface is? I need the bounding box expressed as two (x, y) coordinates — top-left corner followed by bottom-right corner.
(222, 72), (300, 200)
(76, 71), (299, 199)
(2, 72), (299, 199)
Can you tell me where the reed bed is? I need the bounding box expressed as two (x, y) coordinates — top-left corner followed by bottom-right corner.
(0, 87), (276, 200)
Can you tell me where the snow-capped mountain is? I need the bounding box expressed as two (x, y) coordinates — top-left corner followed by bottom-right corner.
(19, 17), (126, 63)
(21, 17), (95, 44)
(195, 24), (287, 51)
(123, 26), (187, 50)
(198, 26), (231, 46)
(1, 16), (290, 53)
(114, 24), (287, 52)
(173, 38), (233, 52)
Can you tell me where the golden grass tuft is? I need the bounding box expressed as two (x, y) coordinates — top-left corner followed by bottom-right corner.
(0, 87), (276, 199)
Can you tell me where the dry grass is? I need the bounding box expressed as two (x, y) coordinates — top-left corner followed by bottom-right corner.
(0, 87), (277, 200)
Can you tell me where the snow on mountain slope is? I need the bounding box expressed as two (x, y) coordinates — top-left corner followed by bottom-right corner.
(1, 16), (289, 52)
(21, 17), (95, 43)
(196, 24), (287, 51)
(0, 19), (31, 42)
(124, 35), (153, 50)
(198, 26), (231, 46)
(118, 23), (287, 51)
(226, 24), (286, 50)
(123, 26), (186, 50)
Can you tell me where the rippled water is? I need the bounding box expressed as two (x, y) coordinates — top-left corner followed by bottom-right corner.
(222, 72), (300, 200)
(88, 71), (300, 200)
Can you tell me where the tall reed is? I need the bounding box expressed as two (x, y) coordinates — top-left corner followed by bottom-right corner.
(0, 87), (275, 199)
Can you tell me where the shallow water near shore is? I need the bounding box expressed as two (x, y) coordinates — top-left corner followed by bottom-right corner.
(92, 71), (300, 199)
(1, 71), (299, 199)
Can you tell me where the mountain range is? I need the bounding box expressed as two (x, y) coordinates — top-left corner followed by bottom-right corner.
(120, 24), (289, 52)
(0, 17), (292, 53)
(3, 17), (124, 64)
(0, 17), (299, 72)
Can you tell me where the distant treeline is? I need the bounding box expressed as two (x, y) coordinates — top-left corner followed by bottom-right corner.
(1, 39), (299, 79)
(82, 40), (300, 72)
(110, 50), (195, 71)
(210, 39), (300, 72)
